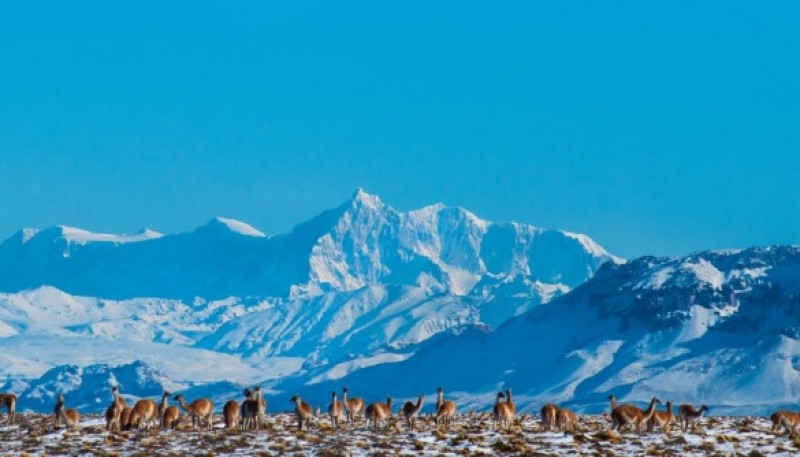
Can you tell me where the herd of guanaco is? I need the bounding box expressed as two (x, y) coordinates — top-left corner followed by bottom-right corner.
(2, 387), (800, 438)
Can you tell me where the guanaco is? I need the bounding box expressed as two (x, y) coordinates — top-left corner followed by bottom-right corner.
(329, 391), (346, 429)
(241, 386), (265, 430)
(158, 391), (171, 421)
(541, 403), (559, 431)
(162, 405), (180, 430)
(435, 389), (457, 431)
(223, 399), (240, 429)
(365, 396), (393, 429)
(105, 386), (126, 432)
(54, 394), (80, 430)
(677, 404), (708, 433)
(0, 393), (17, 423)
(401, 394), (424, 431)
(130, 397), (159, 430)
(493, 392), (513, 430)
(647, 400), (674, 434)
(435, 387), (445, 415)
(290, 394), (314, 431)
(173, 394), (214, 430)
(556, 407), (580, 432)
(342, 387), (365, 424)
(611, 397), (661, 433)
(505, 389), (516, 416)
(771, 410), (800, 436)
(120, 407), (133, 430)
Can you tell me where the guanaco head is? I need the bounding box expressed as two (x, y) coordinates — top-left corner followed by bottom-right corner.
(437, 387), (443, 393)
(290, 394), (300, 404)
(244, 388), (253, 399)
(173, 394), (184, 402)
(342, 387), (349, 394)
(331, 391), (337, 398)
(162, 391), (171, 398)
(496, 392), (505, 402)
(57, 393), (65, 403)
(700, 404), (709, 412)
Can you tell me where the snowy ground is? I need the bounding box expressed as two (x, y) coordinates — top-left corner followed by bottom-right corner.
(0, 412), (797, 456)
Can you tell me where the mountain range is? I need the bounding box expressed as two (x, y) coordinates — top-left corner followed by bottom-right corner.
(2, 190), (798, 416)
(0, 189), (622, 412)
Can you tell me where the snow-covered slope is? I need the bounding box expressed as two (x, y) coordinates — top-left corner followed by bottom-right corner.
(308, 246), (800, 415)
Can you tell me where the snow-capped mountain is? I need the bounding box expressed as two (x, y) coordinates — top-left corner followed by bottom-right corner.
(307, 246), (800, 415)
(0, 189), (617, 300)
(0, 190), (618, 411)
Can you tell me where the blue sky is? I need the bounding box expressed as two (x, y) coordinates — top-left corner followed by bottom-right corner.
(1, 1), (798, 258)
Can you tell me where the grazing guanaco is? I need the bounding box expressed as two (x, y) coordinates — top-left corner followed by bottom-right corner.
(435, 389), (457, 431)
(771, 410), (800, 436)
(290, 394), (314, 431)
(173, 394), (214, 430)
(105, 386), (126, 432)
(611, 397), (661, 433)
(541, 403), (559, 431)
(0, 393), (16, 423)
(120, 407), (133, 430)
(556, 407), (580, 432)
(130, 397), (159, 430)
(401, 394), (424, 431)
(162, 405), (180, 430)
(54, 394), (80, 430)
(365, 396), (393, 429)
(223, 399), (240, 429)
(647, 400), (674, 434)
(329, 391), (346, 429)
(342, 387), (365, 424)
(677, 404), (708, 433)
(493, 392), (513, 430)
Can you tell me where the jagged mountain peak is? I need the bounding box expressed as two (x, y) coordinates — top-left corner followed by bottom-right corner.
(350, 187), (385, 211)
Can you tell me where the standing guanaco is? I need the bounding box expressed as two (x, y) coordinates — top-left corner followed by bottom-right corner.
(105, 386), (126, 432)
(173, 394), (214, 430)
(647, 400), (674, 434)
(677, 404), (708, 433)
(54, 394), (80, 431)
(223, 399), (240, 429)
(130, 397), (159, 430)
(400, 394), (424, 431)
(241, 386), (265, 430)
(556, 407), (580, 432)
(0, 392), (17, 423)
(365, 396), (393, 429)
(771, 410), (800, 437)
(329, 391), (346, 429)
(435, 389), (457, 431)
(290, 394), (314, 431)
(161, 404), (180, 430)
(611, 397), (661, 433)
(342, 387), (365, 424)
(493, 392), (513, 430)
(541, 403), (559, 431)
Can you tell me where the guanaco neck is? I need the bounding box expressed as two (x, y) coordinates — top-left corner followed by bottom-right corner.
(437, 389), (444, 410)
(176, 396), (191, 413)
(642, 398), (659, 420)
(414, 395), (423, 413)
